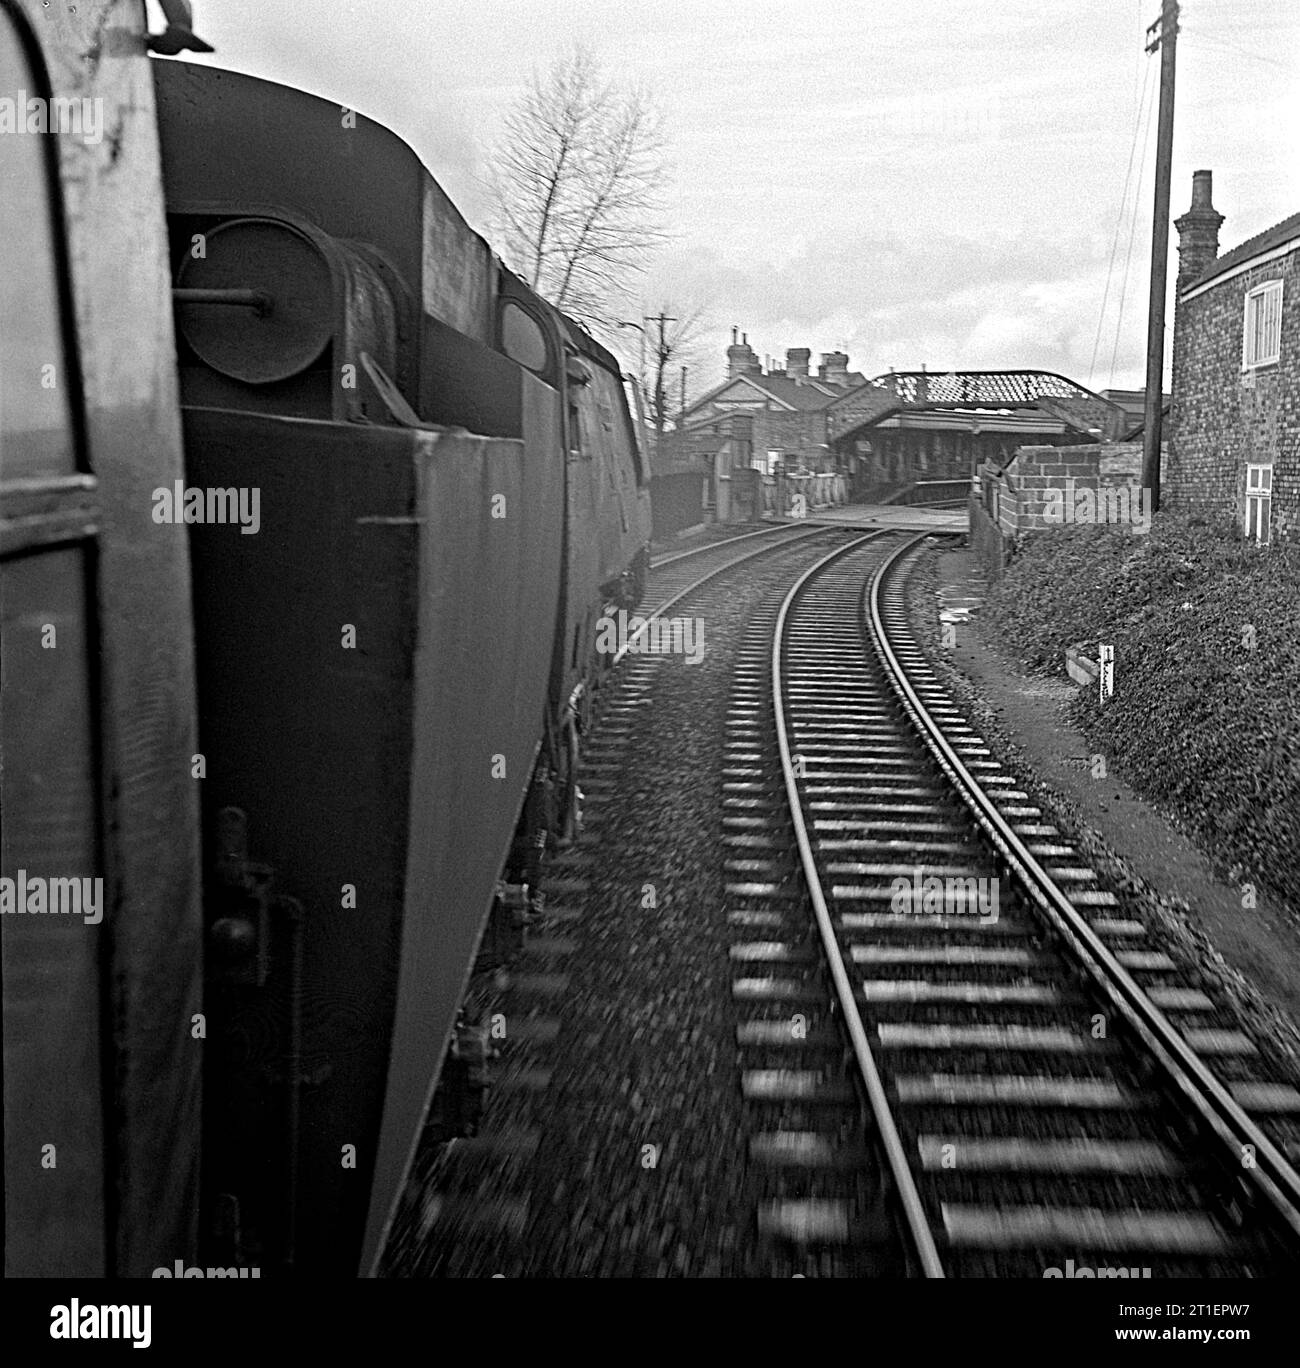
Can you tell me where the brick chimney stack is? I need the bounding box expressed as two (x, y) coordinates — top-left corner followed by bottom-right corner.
(786, 347), (811, 381)
(818, 351), (850, 387)
(1175, 170), (1224, 292)
(727, 329), (762, 379)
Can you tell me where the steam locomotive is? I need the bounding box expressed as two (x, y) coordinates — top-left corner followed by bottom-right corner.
(1, 0), (650, 1278)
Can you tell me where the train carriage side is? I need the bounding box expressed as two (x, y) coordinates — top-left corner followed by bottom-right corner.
(1, 0), (203, 1277)
(544, 316), (653, 815)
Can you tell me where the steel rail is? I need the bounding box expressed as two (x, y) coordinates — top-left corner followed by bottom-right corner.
(771, 532), (947, 1278)
(613, 523), (832, 667)
(866, 534), (1300, 1242)
(649, 520), (816, 570)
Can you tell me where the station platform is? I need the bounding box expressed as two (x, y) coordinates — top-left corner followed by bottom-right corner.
(805, 501), (968, 534)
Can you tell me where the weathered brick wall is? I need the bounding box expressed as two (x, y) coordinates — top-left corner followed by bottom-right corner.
(754, 409), (835, 471)
(1003, 442), (1153, 534)
(672, 408), (836, 473)
(1168, 246), (1298, 538)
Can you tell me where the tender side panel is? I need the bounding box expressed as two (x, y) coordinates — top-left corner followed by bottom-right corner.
(558, 350), (654, 703)
(363, 373), (565, 1273)
(421, 178), (494, 345)
(183, 412), (425, 1273)
(419, 314), (523, 438)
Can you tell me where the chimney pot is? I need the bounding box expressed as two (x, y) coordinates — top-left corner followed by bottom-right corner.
(726, 332), (762, 380)
(1175, 168), (1224, 289)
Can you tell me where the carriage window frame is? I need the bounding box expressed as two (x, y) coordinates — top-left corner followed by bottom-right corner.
(0, 0), (90, 489)
(618, 370), (650, 486)
(499, 300), (551, 377)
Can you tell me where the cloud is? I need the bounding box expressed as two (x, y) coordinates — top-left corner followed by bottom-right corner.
(645, 222), (1139, 386)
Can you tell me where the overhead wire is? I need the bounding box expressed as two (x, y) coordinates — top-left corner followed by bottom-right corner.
(1088, 49), (1155, 388)
(1108, 50), (1158, 392)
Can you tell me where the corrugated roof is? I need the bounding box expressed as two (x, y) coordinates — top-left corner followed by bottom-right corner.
(1189, 210), (1300, 288)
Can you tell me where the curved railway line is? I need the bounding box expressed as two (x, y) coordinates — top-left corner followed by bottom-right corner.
(752, 531), (1300, 1277)
(388, 521), (1300, 1278)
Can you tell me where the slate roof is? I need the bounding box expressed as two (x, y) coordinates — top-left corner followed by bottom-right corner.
(684, 371), (861, 420)
(1188, 210), (1300, 289)
(751, 374), (844, 410)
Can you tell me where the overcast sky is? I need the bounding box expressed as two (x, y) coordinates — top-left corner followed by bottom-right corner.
(166, 0), (1299, 395)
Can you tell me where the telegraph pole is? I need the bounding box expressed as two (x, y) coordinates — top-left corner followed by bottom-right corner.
(644, 310), (677, 466)
(1142, 0), (1179, 512)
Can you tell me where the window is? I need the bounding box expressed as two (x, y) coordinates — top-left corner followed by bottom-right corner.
(620, 372), (649, 484)
(1245, 464), (1272, 544)
(0, 9), (80, 480)
(1243, 281), (1283, 369)
(500, 301), (549, 374)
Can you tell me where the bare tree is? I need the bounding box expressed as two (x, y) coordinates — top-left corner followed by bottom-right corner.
(489, 47), (668, 328)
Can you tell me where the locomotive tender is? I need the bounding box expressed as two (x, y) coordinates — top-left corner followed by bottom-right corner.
(1, 0), (651, 1278)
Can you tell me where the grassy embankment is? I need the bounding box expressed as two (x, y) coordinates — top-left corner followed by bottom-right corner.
(983, 513), (1300, 911)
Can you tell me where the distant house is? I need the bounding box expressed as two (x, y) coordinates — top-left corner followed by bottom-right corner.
(672, 336), (863, 475)
(1168, 170), (1299, 544)
(672, 334), (1120, 495)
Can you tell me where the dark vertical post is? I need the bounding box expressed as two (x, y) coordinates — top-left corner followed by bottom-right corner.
(644, 310), (677, 469)
(1142, 0), (1179, 512)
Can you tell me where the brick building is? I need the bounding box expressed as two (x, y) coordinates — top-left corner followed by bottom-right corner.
(1168, 170), (1299, 544)
(671, 335), (865, 475)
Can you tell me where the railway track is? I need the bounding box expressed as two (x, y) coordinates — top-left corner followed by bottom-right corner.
(640, 523), (831, 616)
(740, 530), (1300, 1277)
(385, 520), (1300, 1278)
